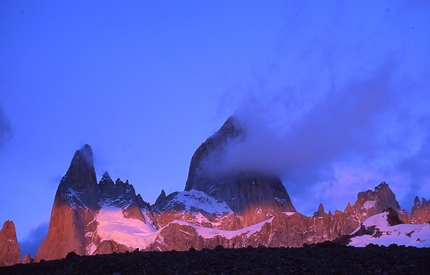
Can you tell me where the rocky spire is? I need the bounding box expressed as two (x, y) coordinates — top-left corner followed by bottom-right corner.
(414, 196), (421, 206)
(35, 144), (100, 261)
(313, 203), (326, 217)
(155, 189), (167, 205)
(0, 220), (20, 267)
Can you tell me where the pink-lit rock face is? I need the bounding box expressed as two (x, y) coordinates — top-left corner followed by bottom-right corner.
(35, 145), (99, 262)
(0, 220), (20, 266)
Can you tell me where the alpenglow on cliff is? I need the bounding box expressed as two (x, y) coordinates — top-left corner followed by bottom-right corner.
(10, 117), (425, 262)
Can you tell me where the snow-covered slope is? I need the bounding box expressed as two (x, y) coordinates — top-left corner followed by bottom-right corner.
(349, 212), (430, 248)
(89, 206), (271, 253)
(88, 206), (158, 254)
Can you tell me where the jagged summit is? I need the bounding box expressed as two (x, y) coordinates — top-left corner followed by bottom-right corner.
(154, 189), (167, 205)
(56, 144), (99, 208)
(353, 182), (402, 218)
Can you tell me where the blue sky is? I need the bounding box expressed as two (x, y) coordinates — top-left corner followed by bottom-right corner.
(1, 1), (430, 257)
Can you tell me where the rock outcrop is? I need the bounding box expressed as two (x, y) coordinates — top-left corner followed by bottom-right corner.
(0, 220), (20, 267)
(93, 240), (130, 255)
(410, 196), (430, 224)
(341, 182), (409, 228)
(21, 254), (32, 264)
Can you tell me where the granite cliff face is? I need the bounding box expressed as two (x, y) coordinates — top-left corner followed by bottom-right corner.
(0, 220), (20, 267)
(35, 144), (99, 261)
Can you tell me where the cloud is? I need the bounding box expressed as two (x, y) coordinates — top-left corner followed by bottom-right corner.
(19, 222), (48, 259)
(207, 62), (400, 175)
(209, 1), (430, 215)
(0, 103), (12, 150)
(210, 60), (429, 215)
(394, 116), (430, 201)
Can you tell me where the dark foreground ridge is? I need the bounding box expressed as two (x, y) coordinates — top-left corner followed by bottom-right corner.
(1, 245), (429, 275)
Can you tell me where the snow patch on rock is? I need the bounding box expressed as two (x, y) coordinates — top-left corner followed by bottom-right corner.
(171, 217), (274, 239)
(363, 200), (376, 210)
(166, 190), (233, 214)
(283, 212), (296, 216)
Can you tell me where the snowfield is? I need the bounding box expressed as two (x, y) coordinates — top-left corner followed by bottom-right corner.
(94, 206), (158, 251)
(363, 200), (376, 210)
(349, 212), (430, 248)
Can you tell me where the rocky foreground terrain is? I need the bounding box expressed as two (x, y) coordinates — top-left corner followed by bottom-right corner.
(1, 244), (429, 275)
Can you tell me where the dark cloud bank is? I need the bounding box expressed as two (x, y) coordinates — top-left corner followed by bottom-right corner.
(0, 103), (12, 150)
(19, 222), (48, 259)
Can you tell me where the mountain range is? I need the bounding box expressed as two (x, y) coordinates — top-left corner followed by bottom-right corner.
(1, 117), (430, 266)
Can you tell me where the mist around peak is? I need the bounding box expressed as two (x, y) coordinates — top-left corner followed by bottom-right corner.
(204, 60), (430, 215)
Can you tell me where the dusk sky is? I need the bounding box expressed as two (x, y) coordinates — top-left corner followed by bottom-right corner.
(1, 1), (430, 257)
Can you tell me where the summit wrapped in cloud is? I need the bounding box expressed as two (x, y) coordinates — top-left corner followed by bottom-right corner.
(185, 116), (296, 227)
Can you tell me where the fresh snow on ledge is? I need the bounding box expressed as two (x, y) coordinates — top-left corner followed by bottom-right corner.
(283, 212), (296, 216)
(170, 217), (274, 239)
(349, 212), (430, 248)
